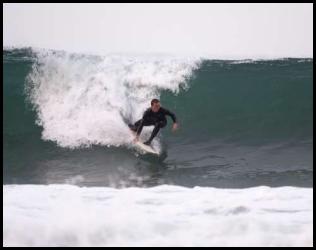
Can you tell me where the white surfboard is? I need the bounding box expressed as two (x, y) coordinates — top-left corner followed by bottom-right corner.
(128, 125), (159, 155)
(134, 141), (159, 155)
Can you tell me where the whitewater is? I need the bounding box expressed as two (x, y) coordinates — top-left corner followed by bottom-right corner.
(3, 185), (313, 247)
(25, 49), (200, 149)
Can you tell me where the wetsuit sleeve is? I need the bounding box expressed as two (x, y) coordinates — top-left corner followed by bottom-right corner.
(164, 108), (177, 123)
(136, 109), (150, 136)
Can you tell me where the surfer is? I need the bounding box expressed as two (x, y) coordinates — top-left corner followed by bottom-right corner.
(128, 99), (178, 145)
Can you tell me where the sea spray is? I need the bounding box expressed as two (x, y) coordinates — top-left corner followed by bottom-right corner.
(25, 50), (200, 148)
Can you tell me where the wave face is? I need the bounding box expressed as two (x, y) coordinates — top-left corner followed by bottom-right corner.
(3, 184), (313, 247)
(172, 59), (313, 143)
(3, 48), (313, 188)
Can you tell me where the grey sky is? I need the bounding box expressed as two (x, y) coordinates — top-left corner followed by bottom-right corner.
(3, 3), (313, 58)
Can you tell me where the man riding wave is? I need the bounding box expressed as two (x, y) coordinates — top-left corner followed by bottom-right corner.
(129, 99), (178, 145)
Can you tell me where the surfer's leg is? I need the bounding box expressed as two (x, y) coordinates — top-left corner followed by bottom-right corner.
(129, 119), (153, 135)
(144, 120), (167, 145)
(129, 119), (143, 132)
(128, 124), (137, 132)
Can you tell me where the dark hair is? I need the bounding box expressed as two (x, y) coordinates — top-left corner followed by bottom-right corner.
(151, 99), (160, 106)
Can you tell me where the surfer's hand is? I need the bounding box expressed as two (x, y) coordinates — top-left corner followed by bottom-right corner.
(172, 123), (178, 132)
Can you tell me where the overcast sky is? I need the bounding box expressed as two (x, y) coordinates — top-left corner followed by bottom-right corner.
(3, 3), (313, 58)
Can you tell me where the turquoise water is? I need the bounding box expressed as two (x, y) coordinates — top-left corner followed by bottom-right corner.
(3, 48), (313, 187)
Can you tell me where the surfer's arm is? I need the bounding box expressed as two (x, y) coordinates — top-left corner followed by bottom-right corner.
(164, 108), (177, 123)
(163, 108), (178, 131)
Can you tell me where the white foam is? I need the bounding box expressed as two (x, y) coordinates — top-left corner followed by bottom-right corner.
(26, 50), (200, 148)
(3, 185), (313, 247)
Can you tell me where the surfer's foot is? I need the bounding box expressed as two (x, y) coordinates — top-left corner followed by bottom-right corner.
(144, 140), (151, 146)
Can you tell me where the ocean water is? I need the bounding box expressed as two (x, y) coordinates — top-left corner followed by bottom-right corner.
(3, 48), (313, 247)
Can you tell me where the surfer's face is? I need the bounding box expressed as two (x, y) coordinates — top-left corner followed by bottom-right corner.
(151, 102), (160, 112)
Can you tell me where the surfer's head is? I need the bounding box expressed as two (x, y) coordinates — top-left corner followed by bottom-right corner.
(151, 99), (160, 112)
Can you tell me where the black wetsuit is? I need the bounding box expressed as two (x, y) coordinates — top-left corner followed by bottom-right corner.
(129, 107), (177, 144)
